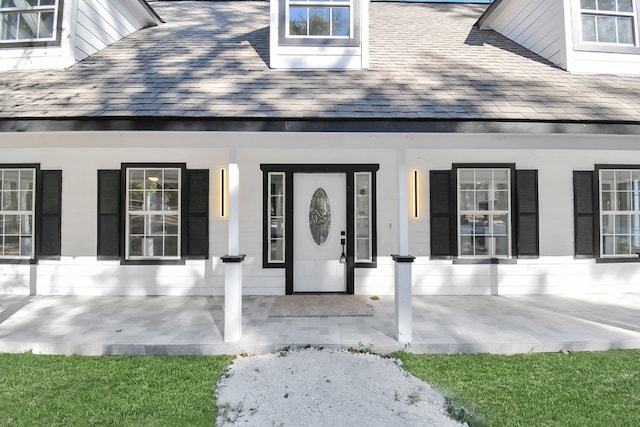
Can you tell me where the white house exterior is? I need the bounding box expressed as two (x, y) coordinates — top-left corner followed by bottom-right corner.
(0, 0), (161, 71)
(1, 0), (640, 340)
(477, 0), (640, 76)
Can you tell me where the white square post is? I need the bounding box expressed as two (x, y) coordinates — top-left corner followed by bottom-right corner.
(393, 149), (414, 343)
(223, 150), (244, 342)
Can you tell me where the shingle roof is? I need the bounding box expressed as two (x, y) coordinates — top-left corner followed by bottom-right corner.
(1, 0), (640, 124)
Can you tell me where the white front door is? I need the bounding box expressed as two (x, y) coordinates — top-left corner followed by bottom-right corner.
(293, 173), (347, 293)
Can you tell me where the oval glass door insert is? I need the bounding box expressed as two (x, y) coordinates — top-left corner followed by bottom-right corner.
(309, 188), (331, 245)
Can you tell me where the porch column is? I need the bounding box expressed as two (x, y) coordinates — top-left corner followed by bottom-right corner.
(223, 150), (244, 342)
(392, 149), (414, 343)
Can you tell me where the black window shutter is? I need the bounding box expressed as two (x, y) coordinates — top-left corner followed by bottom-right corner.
(97, 170), (121, 259)
(38, 170), (62, 258)
(515, 170), (539, 257)
(573, 171), (596, 257)
(430, 170), (453, 257)
(185, 169), (209, 259)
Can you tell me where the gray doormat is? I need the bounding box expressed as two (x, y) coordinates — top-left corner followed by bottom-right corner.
(269, 295), (374, 317)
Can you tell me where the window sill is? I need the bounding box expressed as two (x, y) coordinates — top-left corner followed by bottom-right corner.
(121, 259), (186, 266)
(279, 37), (360, 47)
(574, 42), (640, 55)
(453, 258), (517, 265)
(0, 258), (37, 265)
(596, 257), (640, 264)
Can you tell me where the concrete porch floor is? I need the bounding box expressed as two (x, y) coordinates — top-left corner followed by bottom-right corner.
(1, 293), (640, 356)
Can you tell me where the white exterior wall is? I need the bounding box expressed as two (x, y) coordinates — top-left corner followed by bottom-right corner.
(1, 131), (640, 296)
(479, 0), (567, 69)
(75, 0), (158, 62)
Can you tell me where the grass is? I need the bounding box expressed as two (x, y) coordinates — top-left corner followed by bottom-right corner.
(396, 350), (640, 426)
(2, 350), (640, 426)
(0, 353), (233, 427)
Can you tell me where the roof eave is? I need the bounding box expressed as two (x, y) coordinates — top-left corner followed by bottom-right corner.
(475, 0), (504, 28)
(1, 117), (640, 136)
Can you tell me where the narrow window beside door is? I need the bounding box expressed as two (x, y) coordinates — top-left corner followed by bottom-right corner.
(268, 172), (285, 263)
(355, 172), (371, 262)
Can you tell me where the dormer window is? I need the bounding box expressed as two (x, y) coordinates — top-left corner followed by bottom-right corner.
(575, 0), (640, 52)
(270, 0), (368, 69)
(277, 0), (360, 47)
(0, 0), (61, 45)
(288, 0), (352, 39)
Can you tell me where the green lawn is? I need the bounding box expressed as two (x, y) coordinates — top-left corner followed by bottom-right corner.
(2, 351), (640, 426)
(397, 350), (640, 426)
(0, 353), (233, 427)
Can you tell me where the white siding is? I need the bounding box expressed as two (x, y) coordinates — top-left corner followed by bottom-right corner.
(480, 0), (567, 69)
(0, 0), (158, 71)
(0, 131), (640, 296)
(75, 0), (156, 62)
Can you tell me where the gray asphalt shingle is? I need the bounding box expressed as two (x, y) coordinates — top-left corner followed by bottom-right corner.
(1, 1), (639, 122)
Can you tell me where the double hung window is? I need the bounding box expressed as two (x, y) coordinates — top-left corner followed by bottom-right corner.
(457, 169), (511, 258)
(599, 169), (640, 257)
(288, 0), (351, 38)
(430, 164), (539, 261)
(0, 0), (60, 43)
(97, 164), (209, 263)
(126, 168), (180, 260)
(0, 168), (35, 257)
(577, 0), (639, 50)
(574, 166), (640, 260)
(279, 0), (359, 46)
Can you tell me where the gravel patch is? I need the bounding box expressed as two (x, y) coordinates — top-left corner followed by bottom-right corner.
(215, 348), (465, 426)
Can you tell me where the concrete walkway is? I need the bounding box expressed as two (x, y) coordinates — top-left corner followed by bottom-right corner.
(1, 294), (640, 356)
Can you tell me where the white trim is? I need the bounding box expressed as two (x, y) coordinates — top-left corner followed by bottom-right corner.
(0, 168), (35, 259)
(267, 171), (286, 263)
(457, 168), (512, 258)
(125, 167), (181, 260)
(0, 0), (60, 43)
(354, 171), (372, 262)
(599, 168), (640, 257)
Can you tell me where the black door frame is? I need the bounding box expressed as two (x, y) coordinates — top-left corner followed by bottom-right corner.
(260, 164), (379, 295)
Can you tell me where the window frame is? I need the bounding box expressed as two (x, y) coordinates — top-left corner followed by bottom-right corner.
(455, 166), (514, 260)
(267, 171), (286, 264)
(124, 166), (182, 261)
(597, 165), (640, 259)
(0, 0), (64, 47)
(0, 166), (36, 259)
(354, 171), (372, 263)
(572, 0), (640, 54)
(278, 0), (360, 47)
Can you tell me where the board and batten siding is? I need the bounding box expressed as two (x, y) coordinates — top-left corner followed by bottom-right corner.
(0, 132), (640, 296)
(479, 0), (567, 69)
(75, 0), (157, 62)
